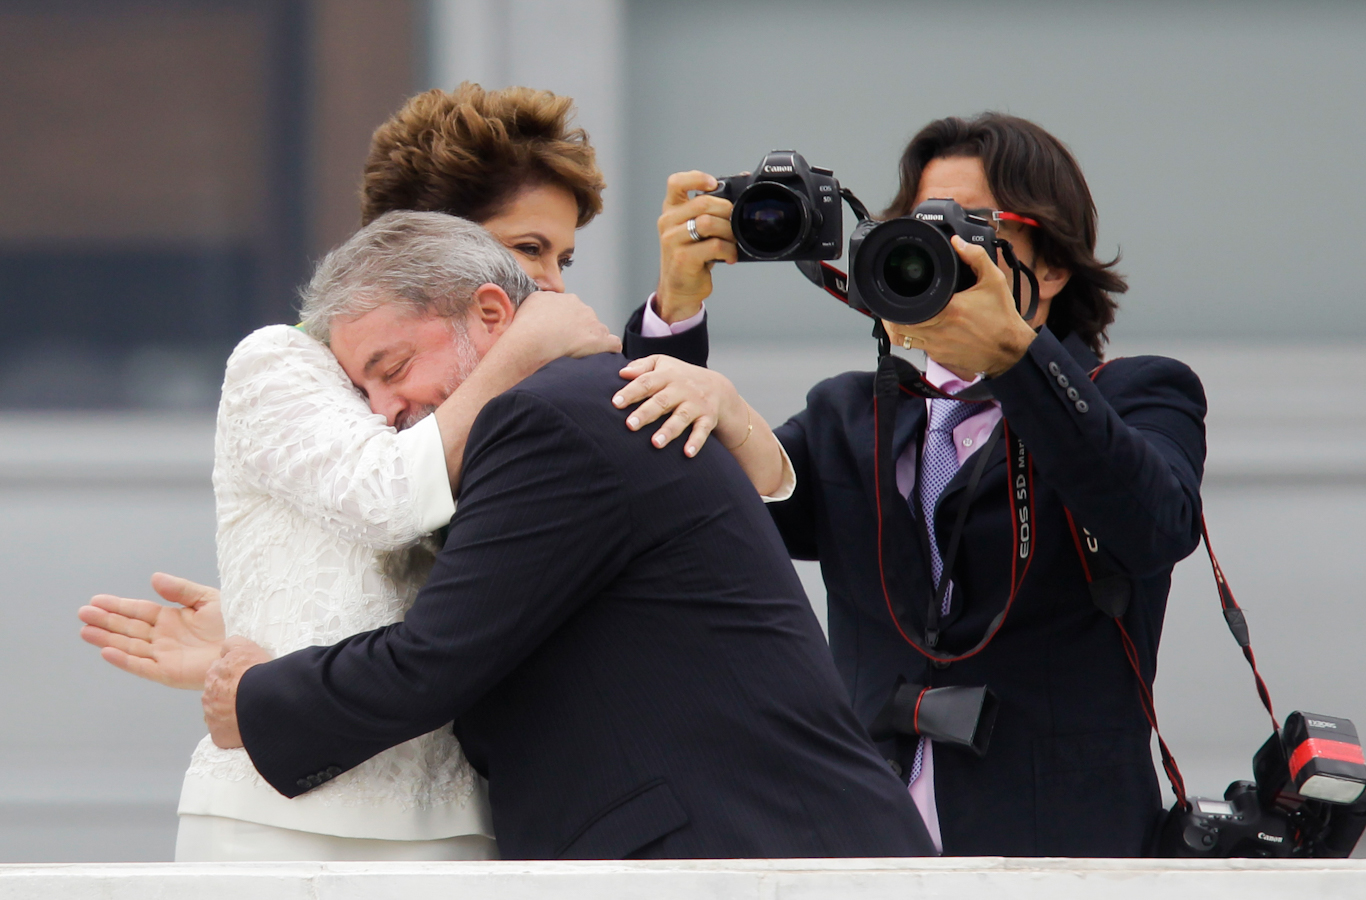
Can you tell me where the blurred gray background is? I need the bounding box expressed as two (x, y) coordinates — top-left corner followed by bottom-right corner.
(1, 0), (1363, 861)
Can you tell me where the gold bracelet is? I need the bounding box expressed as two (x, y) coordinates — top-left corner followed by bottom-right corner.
(726, 405), (754, 451)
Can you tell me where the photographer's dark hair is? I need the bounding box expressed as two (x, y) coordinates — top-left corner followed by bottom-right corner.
(884, 113), (1125, 356)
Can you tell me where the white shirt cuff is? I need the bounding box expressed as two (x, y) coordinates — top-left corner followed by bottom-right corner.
(760, 441), (797, 504)
(641, 293), (706, 337)
(397, 414), (457, 532)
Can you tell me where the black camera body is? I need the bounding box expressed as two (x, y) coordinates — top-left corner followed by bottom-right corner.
(1160, 781), (1295, 858)
(1159, 714), (1366, 858)
(848, 199), (997, 325)
(709, 150), (842, 262)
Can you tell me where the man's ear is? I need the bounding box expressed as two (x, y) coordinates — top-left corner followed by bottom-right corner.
(1037, 261), (1071, 303)
(467, 282), (517, 337)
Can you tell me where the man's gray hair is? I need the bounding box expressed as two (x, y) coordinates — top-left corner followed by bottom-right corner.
(298, 210), (537, 343)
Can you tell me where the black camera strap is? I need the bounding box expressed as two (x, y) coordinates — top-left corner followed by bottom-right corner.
(871, 353), (1036, 663)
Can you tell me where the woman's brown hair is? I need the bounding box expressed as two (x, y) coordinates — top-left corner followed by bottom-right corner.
(361, 83), (605, 228)
(884, 113), (1125, 356)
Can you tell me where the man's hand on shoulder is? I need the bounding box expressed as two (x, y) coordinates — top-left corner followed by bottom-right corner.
(203, 636), (273, 749)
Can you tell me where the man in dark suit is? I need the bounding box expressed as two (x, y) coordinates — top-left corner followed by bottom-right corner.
(202, 211), (933, 860)
(614, 115), (1207, 856)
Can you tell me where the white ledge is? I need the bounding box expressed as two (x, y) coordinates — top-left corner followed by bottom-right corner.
(3, 858), (1366, 899)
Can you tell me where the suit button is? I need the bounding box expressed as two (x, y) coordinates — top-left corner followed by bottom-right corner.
(297, 779), (310, 790)
(1048, 362), (1061, 376)
(326, 766), (342, 777)
(1075, 400), (1090, 413)
(1056, 374), (1070, 388)
(887, 758), (903, 778)
(1066, 387), (1080, 401)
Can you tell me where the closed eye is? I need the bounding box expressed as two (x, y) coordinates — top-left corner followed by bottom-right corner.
(382, 360), (410, 384)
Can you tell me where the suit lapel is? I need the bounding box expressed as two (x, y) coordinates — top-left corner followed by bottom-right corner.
(891, 389), (926, 469)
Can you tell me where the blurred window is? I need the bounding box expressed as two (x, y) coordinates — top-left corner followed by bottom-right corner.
(0, 0), (309, 410)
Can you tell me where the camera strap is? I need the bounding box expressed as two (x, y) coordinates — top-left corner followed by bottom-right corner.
(1059, 363), (1281, 812)
(871, 353), (1035, 662)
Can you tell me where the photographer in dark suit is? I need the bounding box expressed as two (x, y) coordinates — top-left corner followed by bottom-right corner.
(200, 211), (933, 861)
(617, 113), (1207, 856)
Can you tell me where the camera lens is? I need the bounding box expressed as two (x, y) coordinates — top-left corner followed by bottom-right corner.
(850, 216), (962, 325)
(883, 243), (935, 297)
(734, 182), (807, 257)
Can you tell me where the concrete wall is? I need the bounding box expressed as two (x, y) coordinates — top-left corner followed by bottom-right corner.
(3, 858), (1366, 898)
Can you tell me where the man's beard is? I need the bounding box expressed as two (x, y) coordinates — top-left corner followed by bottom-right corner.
(395, 326), (482, 431)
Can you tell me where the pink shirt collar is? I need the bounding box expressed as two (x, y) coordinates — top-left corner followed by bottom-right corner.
(895, 358), (1005, 497)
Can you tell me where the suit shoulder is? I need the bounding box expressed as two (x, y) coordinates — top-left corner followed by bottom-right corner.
(1098, 354), (1206, 411)
(804, 369), (875, 410)
(473, 353), (627, 449)
(506, 353), (628, 411)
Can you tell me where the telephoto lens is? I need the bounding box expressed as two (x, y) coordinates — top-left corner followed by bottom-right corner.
(847, 199), (997, 324)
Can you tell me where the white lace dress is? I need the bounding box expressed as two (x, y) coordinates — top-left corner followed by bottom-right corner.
(177, 324), (491, 841)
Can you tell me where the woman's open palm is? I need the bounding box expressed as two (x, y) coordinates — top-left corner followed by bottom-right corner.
(78, 572), (225, 691)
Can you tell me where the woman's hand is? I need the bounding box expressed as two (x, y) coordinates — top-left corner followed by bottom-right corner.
(504, 291), (621, 367)
(655, 171), (738, 324)
(888, 236), (1038, 378)
(614, 355), (748, 457)
(78, 573), (225, 690)
(614, 355), (786, 497)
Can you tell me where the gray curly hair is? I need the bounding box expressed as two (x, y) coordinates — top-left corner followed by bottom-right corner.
(298, 210), (536, 343)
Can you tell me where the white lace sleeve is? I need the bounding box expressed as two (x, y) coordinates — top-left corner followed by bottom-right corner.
(217, 326), (455, 550)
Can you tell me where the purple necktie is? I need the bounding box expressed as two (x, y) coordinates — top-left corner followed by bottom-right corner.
(918, 397), (981, 615)
(909, 396), (982, 788)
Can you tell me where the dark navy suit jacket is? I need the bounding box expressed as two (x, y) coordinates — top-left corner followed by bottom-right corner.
(628, 310), (1207, 856)
(236, 352), (933, 860)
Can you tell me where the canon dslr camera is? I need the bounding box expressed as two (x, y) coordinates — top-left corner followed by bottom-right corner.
(848, 199), (997, 325)
(709, 150), (842, 262)
(1161, 712), (1366, 858)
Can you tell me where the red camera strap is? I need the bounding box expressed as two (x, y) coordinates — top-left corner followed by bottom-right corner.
(871, 353), (1032, 663)
(1060, 363), (1281, 812)
(865, 349), (1276, 813)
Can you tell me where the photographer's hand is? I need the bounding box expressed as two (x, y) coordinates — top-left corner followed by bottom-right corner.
(614, 355), (786, 498)
(891, 236), (1041, 379)
(655, 171), (738, 323)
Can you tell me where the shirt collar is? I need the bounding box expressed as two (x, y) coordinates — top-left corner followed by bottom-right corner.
(924, 358), (981, 394)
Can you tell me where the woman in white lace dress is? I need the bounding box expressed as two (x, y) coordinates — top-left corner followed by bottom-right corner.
(79, 84), (616, 861)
